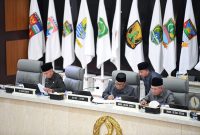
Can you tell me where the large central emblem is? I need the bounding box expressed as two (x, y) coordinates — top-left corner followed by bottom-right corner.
(183, 19), (197, 40)
(93, 116), (122, 135)
(98, 18), (108, 38)
(151, 25), (163, 45)
(126, 20), (142, 49)
(63, 20), (73, 37)
(163, 18), (175, 48)
(76, 18), (87, 48)
(46, 16), (58, 37)
(29, 12), (43, 38)
(181, 19), (197, 48)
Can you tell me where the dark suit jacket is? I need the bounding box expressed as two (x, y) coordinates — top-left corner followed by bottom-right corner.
(102, 81), (138, 99)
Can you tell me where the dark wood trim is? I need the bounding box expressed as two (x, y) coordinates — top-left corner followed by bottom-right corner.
(0, 0), (6, 83)
(2, 30), (29, 40)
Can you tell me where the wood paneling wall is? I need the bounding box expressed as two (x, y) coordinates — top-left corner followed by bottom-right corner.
(0, 0), (29, 84)
(5, 0), (29, 31)
(6, 39), (28, 76)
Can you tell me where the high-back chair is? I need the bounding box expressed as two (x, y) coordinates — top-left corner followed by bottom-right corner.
(15, 59), (43, 85)
(163, 77), (189, 106)
(112, 70), (140, 98)
(64, 65), (85, 91)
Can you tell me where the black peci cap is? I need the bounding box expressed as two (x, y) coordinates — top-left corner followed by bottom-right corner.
(116, 73), (126, 82)
(137, 62), (149, 70)
(151, 77), (163, 86)
(41, 62), (53, 72)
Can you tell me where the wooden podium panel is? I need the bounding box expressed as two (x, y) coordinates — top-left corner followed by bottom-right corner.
(0, 92), (200, 135)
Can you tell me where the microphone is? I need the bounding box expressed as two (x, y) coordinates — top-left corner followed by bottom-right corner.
(83, 86), (99, 90)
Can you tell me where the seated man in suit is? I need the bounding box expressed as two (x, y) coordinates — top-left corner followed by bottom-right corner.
(137, 62), (161, 95)
(102, 73), (138, 100)
(140, 77), (175, 106)
(41, 62), (66, 94)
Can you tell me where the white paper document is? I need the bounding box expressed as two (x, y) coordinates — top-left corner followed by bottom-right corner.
(92, 97), (115, 104)
(37, 83), (48, 95)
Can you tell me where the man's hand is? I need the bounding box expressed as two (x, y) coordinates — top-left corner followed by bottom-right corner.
(107, 95), (114, 100)
(140, 99), (147, 106)
(44, 87), (54, 94)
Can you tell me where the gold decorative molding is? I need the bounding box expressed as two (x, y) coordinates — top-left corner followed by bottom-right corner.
(93, 116), (122, 135)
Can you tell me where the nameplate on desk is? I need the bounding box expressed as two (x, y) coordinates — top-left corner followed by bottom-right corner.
(14, 87), (35, 95)
(116, 101), (138, 109)
(67, 94), (91, 102)
(163, 108), (188, 117)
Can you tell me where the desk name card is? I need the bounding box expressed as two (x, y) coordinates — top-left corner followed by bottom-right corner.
(116, 101), (138, 109)
(67, 94), (90, 102)
(163, 109), (188, 117)
(15, 87), (35, 95)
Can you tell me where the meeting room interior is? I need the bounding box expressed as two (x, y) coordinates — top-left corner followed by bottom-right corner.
(0, 0), (200, 134)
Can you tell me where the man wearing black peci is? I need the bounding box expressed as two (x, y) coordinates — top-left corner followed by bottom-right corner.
(137, 62), (162, 95)
(41, 62), (66, 94)
(140, 77), (175, 106)
(102, 73), (138, 100)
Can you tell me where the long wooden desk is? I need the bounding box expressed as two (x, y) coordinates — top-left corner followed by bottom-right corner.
(0, 90), (199, 135)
